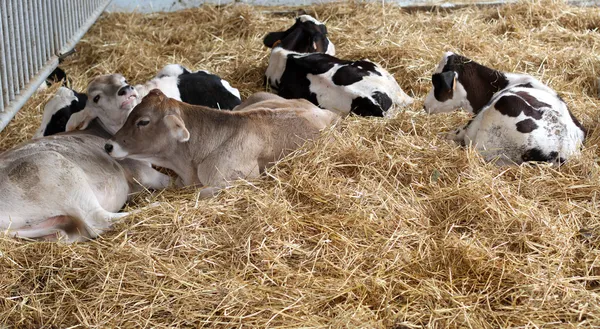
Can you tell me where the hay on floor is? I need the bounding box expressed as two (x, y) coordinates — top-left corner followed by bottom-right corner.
(1, 1), (600, 327)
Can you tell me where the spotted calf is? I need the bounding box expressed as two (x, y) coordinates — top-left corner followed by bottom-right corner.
(34, 87), (88, 138)
(264, 15), (413, 117)
(424, 52), (585, 165)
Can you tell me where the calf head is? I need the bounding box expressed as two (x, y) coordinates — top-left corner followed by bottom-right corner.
(423, 52), (509, 114)
(263, 15), (335, 55)
(34, 87), (87, 138)
(66, 74), (139, 135)
(105, 89), (189, 160)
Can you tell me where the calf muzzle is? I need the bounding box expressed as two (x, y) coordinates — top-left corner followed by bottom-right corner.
(104, 143), (113, 154)
(118, 85), (134, 96)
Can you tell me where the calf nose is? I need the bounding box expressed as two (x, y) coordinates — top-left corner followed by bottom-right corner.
(104, 143), (113, 153)
(117, 85), (132, 96)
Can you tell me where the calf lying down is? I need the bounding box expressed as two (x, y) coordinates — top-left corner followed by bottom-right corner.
(105, 90), (338, 194)
(264, 15), (413, 117)
(67, 68), (241, 135)
(424, 52), (585, 165)
(0, 121), (170, 242)
(34, 86), (87, 138)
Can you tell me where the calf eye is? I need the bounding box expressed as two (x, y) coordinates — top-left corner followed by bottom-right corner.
(137, 120), (150, 127)
(93, 95), (100, 103)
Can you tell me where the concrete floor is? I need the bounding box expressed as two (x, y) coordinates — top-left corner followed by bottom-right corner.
(107, 0), (501, 12)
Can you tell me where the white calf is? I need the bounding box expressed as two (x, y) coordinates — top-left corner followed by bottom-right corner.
(0, 122), (170, 242)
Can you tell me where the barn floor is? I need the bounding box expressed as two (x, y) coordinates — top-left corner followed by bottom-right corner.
(2, 1), (600, 328)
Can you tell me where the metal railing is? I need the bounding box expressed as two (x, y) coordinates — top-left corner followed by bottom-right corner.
(0, 0), (112, 131)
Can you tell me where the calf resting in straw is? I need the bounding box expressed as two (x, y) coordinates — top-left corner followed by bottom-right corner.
(66, 66), (241, 135)
(104, 90), (338, 196)
(423, 52), (585, 165)
(0, 119), (171, 242)
(264, 15), (413, 117)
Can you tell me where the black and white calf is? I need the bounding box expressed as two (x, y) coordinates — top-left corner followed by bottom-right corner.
(424, 52), (585, 165)
(155, 64), (241, 109)
(34, 87), (88, 138)
(264, 15), (413, 117)
(67, 65), (242, 135)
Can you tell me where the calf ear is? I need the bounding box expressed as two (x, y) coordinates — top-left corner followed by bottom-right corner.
(263, 31), (286, 48)
(65, 108), (95, 132)
(441, 71), (456, 91)
(164, 114), (190, 142)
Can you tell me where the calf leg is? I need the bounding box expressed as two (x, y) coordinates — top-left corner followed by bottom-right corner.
(445, 117), (475, 146)
(12, 227), (69, 241)
(72, 203), (130, 239)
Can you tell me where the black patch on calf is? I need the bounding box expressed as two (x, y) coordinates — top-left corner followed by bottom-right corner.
(45, 107), (75, 136)
(44, 90), (88, 136)
(276, 53), (390, 117)
(515, 91), (550, 109)
(350, 96), (384, 117)
(516, 118), (539, 133)
(275, 55), (320, 106)
(350, 91), (391, 117)
(291, 53), (345, 74)
(494, 95), (543, 120)
(521, 148), (558, 163)
(372, 91), (393, 113)
(331, 60), (380, 86)
(177, 71), (240, 110)
(432, 71), (455, 102)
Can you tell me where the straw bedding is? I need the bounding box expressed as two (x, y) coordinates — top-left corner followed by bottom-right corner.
(1, 1), (600, 327)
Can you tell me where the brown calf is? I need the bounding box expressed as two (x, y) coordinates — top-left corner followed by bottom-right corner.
(105, 90), (338, 195)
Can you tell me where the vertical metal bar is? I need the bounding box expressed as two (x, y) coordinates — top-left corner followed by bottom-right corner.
(88, 0), (93, 21)
(17, 0), (30, 85)
(71, 0), (77, 41)
(6, 0), (20, 96)
(0, 72), (3, 112)
(28, 0), (38, 73)
(61, 0), (67, 54)
(51, 0), (60, 55)
(0, 1), (11, 107)
(42, 0), (52, 61)
(31, 0), (42, 73)
(22, 0), (34, 81)
(66, 0), (73, 46)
